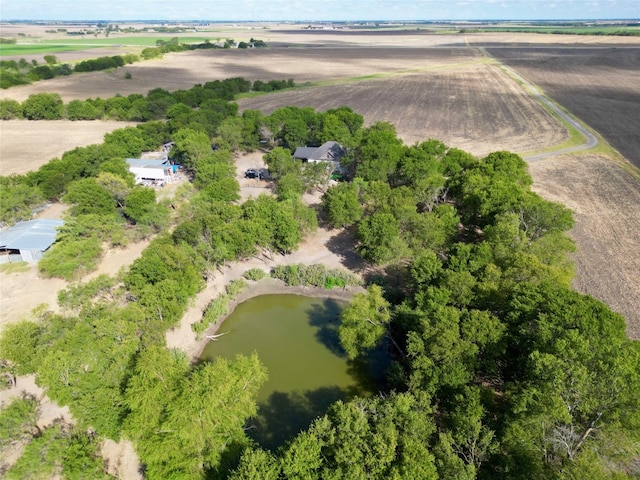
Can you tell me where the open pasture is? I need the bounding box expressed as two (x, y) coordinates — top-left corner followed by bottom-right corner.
(487, 46), (640, 168)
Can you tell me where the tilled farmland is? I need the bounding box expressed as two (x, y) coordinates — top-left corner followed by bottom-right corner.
(487, 46), (640, 168)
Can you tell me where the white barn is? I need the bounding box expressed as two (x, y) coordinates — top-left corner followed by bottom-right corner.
(0, 219), (64, 263)
(126, 158), (175, 185)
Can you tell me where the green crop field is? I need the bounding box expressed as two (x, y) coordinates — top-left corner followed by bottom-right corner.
(0, 36), (217, 56)
(0, 43), (99, 56)
(40, 36), (214, 46)
(470, 25), (640, 36)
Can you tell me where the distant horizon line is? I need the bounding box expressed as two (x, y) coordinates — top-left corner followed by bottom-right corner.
(3, 18), (640, 23)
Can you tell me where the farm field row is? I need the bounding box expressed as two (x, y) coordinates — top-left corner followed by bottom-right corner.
(0, 46), (481, 102)
(487, 46), (640, 168)
(237, 63), (567, 156)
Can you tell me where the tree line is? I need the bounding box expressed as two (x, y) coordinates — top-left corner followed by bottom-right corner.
(0, 77), (294, 122)
(0, 91), (638, 479)
(0, 38), (268, 89)
(0, 54), (138, 89)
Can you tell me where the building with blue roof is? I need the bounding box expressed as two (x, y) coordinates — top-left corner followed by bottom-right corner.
(0, 219), (64, 263)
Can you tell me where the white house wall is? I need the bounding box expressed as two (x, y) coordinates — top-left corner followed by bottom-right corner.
(129, 166), (172, 182)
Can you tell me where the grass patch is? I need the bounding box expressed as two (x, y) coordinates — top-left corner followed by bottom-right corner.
(270, 263), (361, 289)
(0, 261), (30, 274)
(193, 294), (231, 337)
(40, 36), (213, 47)
(192, 279), (248, 338)
(0, 44), (95, 56)
(235, 91), (276, 100)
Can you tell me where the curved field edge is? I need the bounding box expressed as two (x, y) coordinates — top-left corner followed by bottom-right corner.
(529, 154), (640, 339)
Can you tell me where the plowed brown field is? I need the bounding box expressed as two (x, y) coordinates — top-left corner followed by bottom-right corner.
(237, 62), (567, 155)
(486, 46), (640, 168)
(530, 155), (640, 339)
(0, 47), (480, 102)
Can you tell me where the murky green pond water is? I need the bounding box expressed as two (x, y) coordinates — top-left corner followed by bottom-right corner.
(200, 294), (378, 449)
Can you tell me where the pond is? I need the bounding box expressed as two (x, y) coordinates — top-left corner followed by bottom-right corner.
(199, 294), (381, 450)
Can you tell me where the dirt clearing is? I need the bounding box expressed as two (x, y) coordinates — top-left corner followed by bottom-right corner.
(0, 120), (137, 175)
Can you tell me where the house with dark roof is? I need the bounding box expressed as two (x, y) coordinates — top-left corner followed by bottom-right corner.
(293, 141), (347, 173)
(0, 219), (64, 263)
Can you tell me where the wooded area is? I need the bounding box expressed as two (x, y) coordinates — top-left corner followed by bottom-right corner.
(1, 78), (638, 479)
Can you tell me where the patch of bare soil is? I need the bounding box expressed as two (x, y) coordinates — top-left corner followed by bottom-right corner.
(0, 120), (137, 175)
(239, 63), (567, 156)
(101, 439), (143, 480)
(0, 374), (74, 472)
(529, 154), (640, 339)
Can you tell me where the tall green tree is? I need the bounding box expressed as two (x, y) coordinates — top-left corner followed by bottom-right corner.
(339, 284), (392, 360)
(322, 181), (364, 228)
(22, 92), (64, 120)
(355, 122), (403, 182)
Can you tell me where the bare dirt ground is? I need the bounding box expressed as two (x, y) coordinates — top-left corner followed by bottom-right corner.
(0, 47), (481, 103)
(238, 62), (567, 156)
(487, 46), (640, 168)
(529, 154), (640, 340)
(0, 120), (137, 175)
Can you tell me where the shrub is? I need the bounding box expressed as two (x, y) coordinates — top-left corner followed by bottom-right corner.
(192, 293), (230, 336)
(38, 236), (102, 281)
(225, 279), (247, 297)
(270, 263), (361, 289)
(22, 93), (64, 120)
(243, 268), (268, 281)
(0, 99), (24, 119)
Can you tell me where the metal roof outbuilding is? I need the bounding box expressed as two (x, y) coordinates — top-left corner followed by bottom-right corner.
(0, 219), (64, 263)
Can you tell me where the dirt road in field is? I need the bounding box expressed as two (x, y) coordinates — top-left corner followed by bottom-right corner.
(478, 47), (599, 161)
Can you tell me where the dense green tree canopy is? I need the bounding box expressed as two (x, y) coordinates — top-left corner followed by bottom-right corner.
(22, 92), (64, 120)
(1, 95), (637, 480)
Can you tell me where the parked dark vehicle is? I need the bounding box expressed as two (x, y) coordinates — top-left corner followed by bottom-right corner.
(245, 168), (259, 178)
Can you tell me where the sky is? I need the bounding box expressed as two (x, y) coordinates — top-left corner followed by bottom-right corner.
(1, 0), (639, 22)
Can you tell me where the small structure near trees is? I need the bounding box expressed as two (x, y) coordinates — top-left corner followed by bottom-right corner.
(0, 219), (63, 263)
(126, 157), (177, 187)
(293, 141), (347, 174)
